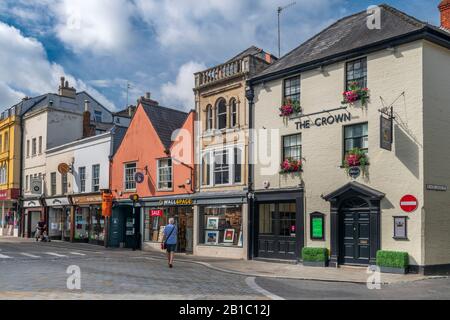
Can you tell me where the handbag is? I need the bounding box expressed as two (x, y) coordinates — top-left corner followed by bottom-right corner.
(161, 225), (175, 250)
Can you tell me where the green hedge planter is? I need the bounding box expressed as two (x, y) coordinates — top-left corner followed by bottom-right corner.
(302, 247), (329, 267)
(376, 250), (409, 274)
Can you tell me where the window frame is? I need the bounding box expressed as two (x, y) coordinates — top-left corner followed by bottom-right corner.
(38, 136), (42, 154)
(202, 146), (243, 187)
(94, 110), (103, 122)
(216, 98), (227, 130)
(79, 166), (86, 193)
(92, 164), (100, 192)
(157, 158), (173, 191)
(124, 162), (137, 191)
(50, 172), (57, 196)
(343, 122), (369, 160)
(206, 105), (213, 131)
(282, 133), (302, 162)
(32, 138), (37, 156)
(345, 57), (367, 91)
(230, 98), (238, 128)
(283, 75), (301, 104)
(61, 172), (68, 195)
(26, 140), (30, 158)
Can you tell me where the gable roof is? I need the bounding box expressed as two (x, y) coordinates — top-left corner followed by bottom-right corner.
(226, 46), (274, 63)
(323, 181), (385, 201)
(251, 4), (450, 83)
(140, 101), (189, 150)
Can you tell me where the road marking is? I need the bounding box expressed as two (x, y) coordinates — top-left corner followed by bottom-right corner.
(44, 252), (67, 257)
(70, 252), (86, 256)
(20, 253), (40, 258)
(245, 277), (284, 300)
(0, 253), (12, 259)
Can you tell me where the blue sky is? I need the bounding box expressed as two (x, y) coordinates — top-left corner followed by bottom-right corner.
(0, 0), (443, 112)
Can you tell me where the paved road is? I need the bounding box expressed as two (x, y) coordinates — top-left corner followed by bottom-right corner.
(1, 238), (449, 300)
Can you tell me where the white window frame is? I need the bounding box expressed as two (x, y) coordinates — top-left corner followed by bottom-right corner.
(92, 164), (100, 192)
(124, 162), (137, 191)
(94, 110), (102, 122)
(79, 167), (86, 193)
(157, 158), (173, 191)
(50, 172), (57, 196)
(201, 145), (243, 187)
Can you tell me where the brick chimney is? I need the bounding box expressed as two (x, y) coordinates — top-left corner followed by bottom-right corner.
(138, 92), (159, 106)
(58, 76), (77, 98)
(82, 100), (94, 138)
(439, 0), (450, 30)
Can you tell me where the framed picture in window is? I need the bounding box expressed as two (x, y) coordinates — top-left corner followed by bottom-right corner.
(206, 216), (219, 230)
(223, 229), (235, 243)
(205, 230), (219, 245)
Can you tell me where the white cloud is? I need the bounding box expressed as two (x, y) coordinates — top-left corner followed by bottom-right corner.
(51, 0), (136, 55)
(161, 61), (206, 110)
(0, 22), (116, 110)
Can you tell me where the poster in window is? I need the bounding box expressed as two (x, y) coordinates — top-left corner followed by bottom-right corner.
(223, 229), (235, 243)
(206, 217), (219, 230)
(205, 230), (219, 245)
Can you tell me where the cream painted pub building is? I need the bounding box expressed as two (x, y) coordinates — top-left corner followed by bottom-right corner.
(193, 47), (276, 259)
(247, 4), (450, 274)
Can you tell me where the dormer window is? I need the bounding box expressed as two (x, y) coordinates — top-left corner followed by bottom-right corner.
(94, 110), (102, 122)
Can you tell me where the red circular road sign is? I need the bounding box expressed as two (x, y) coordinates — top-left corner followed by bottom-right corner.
(400, 195), (418, 213)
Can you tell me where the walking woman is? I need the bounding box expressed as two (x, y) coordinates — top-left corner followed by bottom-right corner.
(162, 218), (177, 268)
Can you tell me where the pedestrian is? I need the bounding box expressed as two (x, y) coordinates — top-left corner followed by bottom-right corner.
(162, 218), (177, 268)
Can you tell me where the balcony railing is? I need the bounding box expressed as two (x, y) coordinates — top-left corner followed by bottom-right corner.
(195, 57), (250, 88)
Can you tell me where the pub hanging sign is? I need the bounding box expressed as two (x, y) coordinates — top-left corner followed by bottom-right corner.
(379, 106), (394, 151)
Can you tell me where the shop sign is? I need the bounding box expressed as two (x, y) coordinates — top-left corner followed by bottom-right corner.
(45, 197), (71, 207)
(296, 112), (352, 130)
(0, 190), (8, 201)
(135, 172), (145, 184)
(380, 115), (393, 151)
(348, 167), (361, 179)
(400, 195), (418, 213)
(72, 194), (103, 205)
(23, 200), (41, 208)
(426, 184), (447, 192)
(150, 209), (163, 217)
(158, 199), (193, 206)
(30, 178), (43, 195)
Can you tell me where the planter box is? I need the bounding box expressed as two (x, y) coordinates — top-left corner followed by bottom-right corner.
(379, 266), (408, 274)
(303, 260), (329, 267)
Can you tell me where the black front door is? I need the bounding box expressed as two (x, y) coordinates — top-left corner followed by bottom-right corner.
(339, 208), (371, 265)
(257, 203), (297, 260)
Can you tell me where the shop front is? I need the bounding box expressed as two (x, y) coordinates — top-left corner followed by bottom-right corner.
(71, 193), (105, 245)
(251, 189), (304, 261)
(193, 192), (248, 260)
(108, 200), (141, 250)
(142, 196), (194, 253)
(43, 197), (71, 240)
(0, 189), (20, 237)
(22, 198), (45, 238)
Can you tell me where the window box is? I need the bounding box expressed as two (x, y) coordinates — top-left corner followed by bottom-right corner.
(343, 147), (369, 176)
(341, 82), (370, 106)
(279, 99), (302, 119)
(280, 158), (303, 174)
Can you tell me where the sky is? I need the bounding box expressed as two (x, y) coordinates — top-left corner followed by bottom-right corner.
(0, 0), (443, 112)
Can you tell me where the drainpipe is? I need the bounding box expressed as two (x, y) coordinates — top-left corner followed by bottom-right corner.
(245, 84), (255, 261)
(18, 112), (25, 237)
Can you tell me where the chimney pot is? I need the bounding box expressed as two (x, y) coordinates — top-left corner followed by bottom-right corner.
(84, 100), (90, 112)
(439, 0), (450, 30)
(145, 92), (151, 99)
(65, 80), (69, 88)
(60, 77), (65, 88)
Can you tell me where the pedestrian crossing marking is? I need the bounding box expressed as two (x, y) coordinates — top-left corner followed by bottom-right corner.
(44, 252), (67, 257)
(70, 252), (86, 256)
(0, 253), (12, 259)
(20, 253), (40, 258)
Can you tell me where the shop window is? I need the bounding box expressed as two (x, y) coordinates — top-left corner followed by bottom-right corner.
(206, 105), (213, 131)
(283, 134), (302, 161)
(157, 159), (172, 190)
(61, 173), (68, 195)
(214, 149), (229, 185)
(216, 98), (227, 130)
(259, 203), (274, 234)
(124, 162), (137, 190)
(283, 76), (300, 103)
(92, 164), (100, 192)
(74, 207), (90, 241)
(279, 203), (296, 237)
(230, 98), (238, 127)
(200, 205), (243, 247)
(90, 207), (105, 242)
(79, 167), (86, 192)
(346, 57), (367, 90)
(50, 172), (57, 196)
(344, 122), (368, 155)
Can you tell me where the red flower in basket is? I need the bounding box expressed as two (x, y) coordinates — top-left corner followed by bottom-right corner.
(279, 104), (294, 117)
(346, 154), (360, 167)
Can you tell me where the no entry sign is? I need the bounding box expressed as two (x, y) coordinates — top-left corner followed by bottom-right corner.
(400, 195), (418, 213)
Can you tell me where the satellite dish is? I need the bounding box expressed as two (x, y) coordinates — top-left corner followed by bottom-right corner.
(58, 163), (70, 174)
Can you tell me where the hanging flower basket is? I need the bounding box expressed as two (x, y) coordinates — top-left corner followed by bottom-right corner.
(280, 158), (303, 174)
(341, 82), (370, 106)
(344, 148), (368, 176)
(279, 99), (302, 119)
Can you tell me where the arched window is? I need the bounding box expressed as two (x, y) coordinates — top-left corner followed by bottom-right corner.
(206, 104), (213, 130)
(230, 98), (238, 127)
(216, 98), (227, 130)
(0, 163), (6, 185)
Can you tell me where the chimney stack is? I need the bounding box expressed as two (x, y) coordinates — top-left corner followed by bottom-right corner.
(145, 92), (151, 99)
(139, 92), (159, 106)
(439, 0), (450, 30)
(58, 75), (77, 99)
(82, 100), (93, 138)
